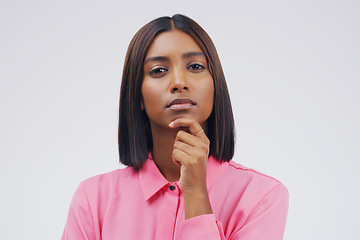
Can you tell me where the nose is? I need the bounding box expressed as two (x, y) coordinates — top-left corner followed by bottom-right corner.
(170, 68), (189, 93)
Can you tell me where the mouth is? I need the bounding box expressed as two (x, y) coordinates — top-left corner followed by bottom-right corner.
(167, 97), (196, 110)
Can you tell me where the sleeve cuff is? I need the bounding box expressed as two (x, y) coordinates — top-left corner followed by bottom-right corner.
(178, 214), (224, 240)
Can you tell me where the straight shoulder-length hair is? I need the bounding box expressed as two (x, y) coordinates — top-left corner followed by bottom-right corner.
(118, 14), (235, 169)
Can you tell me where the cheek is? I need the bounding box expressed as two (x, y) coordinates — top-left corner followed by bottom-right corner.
(198, 77), (215, 118)
(141, 80), (163, 112)
(204, 78), (215, 106)
(141, 82), (151, 110)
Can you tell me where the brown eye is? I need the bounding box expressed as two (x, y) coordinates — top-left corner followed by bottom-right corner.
(149, 67), (168, 77)
(188, 63), (205, 71)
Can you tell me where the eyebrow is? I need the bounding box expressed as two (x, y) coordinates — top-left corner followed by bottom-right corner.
(183, 52), (205, 58)
(144, 52), (205, 64)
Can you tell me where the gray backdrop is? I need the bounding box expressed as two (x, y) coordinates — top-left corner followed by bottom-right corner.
(1, 0), (359, 239)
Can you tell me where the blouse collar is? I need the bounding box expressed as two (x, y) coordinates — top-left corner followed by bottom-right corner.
(139, 153), (228, 201)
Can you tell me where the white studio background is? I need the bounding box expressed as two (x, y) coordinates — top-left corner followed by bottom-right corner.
(0, 0), (359, 239)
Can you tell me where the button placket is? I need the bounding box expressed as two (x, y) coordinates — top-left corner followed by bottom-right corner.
(157, 184), (180, 240)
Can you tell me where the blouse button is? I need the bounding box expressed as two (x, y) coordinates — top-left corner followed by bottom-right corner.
(169, 185), (175, 191)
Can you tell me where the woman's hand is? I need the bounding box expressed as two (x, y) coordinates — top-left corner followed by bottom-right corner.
(169, 118), (213, 219)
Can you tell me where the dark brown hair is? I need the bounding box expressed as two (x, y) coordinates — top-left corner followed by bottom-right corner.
(118, 14), (235, 168)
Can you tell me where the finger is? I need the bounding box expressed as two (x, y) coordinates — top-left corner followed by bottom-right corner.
(172, 148), (191, 167)
(173, 139), (194, 154)
(175, 130), (209, 150)
(169, 118), (205, 137)
(172, 146), (206, 166)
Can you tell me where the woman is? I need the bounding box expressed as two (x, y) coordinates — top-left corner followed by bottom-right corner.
(62, 14), (289, 239)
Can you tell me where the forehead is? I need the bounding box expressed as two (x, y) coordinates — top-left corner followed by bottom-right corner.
(145, 30), (203, 58)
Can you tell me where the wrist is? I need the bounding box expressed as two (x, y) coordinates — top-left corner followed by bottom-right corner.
(183, 190), (213, 220)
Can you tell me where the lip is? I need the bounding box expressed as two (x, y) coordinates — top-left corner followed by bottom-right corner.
(167, 97), (196, 110)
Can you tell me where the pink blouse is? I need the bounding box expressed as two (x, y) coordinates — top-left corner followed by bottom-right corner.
(62, 156), (289, 239)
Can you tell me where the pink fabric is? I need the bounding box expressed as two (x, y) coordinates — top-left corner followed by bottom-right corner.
(62, 156), (289, 239)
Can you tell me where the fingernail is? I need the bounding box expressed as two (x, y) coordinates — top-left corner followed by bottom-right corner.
(169, 121), (175, 127)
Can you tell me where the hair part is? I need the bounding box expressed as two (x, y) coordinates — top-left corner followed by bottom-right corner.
(118, 14), (235, 169)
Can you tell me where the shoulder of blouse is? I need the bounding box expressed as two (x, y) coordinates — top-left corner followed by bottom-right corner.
(217, 160), (288, 199)
(79, 166), (139, 191)
(227, 160), (284, 184)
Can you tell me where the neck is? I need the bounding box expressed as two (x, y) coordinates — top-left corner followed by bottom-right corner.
(150, 124), (181, 182)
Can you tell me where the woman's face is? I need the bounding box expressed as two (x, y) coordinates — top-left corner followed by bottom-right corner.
(141, 30), (214, 131)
